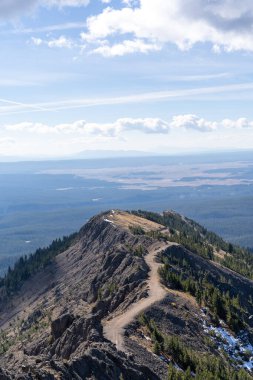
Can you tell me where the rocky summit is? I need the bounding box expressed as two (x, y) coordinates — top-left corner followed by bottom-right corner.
(0, 210), (252, 379)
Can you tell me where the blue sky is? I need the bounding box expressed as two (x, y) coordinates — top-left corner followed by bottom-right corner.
(1, 0), (253, 158)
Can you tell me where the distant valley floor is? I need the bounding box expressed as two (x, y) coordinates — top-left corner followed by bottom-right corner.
(0, 152), (253, 273)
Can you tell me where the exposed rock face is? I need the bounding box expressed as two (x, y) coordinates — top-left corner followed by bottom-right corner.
(0, 211), (161, 379)
(0, 368), (11, 380)
(51, 313), (75, 340)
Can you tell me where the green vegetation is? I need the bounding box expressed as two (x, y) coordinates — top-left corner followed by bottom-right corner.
(133, 245), (145, 257)
(138, 315), (252, 380)
(125, 243), (146, 257)
(97, 281), (119, 301)
(132, 210), (253, 280)
(145, 229), (169, 240)
(168, 232), (214, 260)
(0, 233), (77, 297)
(0, 312), (51, 355)
(221, 251), (253, 280)
(159, 251), (247, 333)
(129, 225), (145, 235)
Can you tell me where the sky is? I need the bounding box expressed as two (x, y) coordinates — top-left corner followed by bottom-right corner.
(1, 0), (253, 158)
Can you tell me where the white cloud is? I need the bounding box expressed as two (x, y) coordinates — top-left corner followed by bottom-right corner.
(171, 115), (217, 132)
(220, 117), (253, 129)
(4, 116), (253, 138)
(4, 118), (170, 136)
(3, 115), (253, 157)
(31, 37), (43, 46)
(31, 35), (74, 48)
(171, 115), (253, 132)
(83, 0), (253, 55)
(122, 0), (139, 7)
(47, 35), (73, 48)
(91, 39), (161, 56)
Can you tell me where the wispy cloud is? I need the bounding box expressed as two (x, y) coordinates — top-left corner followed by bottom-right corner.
(12, 22), (87, 34)
(44, 0), (89, 7)
(1, 82), (253, 116)
(165, 73), (231, 82)
(0, 79), (38, 87)
(0, 98), (48, 112)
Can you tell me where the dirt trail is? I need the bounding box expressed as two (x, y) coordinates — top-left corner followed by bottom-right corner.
(103, 242), (172, 351)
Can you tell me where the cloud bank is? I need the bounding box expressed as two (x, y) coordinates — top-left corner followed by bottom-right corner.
(3, 115), (253, 138)
(4, 118), (170, 137)
(82, 0), (253, 55)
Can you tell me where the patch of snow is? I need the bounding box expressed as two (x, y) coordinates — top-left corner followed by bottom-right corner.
(203, 319), (253, 372)
(243, 361), (253, 371)
(159, 355), (170, 363)
(213, 327), (238, 347)
(104, 218), (114, 224)
(25, 241), (31, 244)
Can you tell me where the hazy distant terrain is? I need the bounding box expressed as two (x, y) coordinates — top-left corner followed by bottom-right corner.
(0, 151), (253, 273)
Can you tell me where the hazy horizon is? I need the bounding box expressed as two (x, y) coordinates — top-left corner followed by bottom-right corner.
(1, 148), (253, 163)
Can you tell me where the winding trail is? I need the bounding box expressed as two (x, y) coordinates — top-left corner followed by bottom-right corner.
(103, 242), (171, 352)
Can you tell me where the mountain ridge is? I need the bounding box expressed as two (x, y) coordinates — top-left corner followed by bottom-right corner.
(0, 210), (252, 379)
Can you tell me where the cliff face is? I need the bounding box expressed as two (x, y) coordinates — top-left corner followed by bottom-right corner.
(0, 210), (252, 380)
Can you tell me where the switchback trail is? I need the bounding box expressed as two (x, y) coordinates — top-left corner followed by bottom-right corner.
(103, 242), (171, 352)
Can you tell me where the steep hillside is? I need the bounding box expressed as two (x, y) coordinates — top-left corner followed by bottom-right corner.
(0, 210), (252, 379)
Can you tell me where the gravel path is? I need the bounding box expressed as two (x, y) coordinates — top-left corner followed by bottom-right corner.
(103, 242), (171, 351)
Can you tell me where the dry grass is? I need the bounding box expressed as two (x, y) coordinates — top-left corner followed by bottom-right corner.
(213, 248), (231, 260)
(106, 210), (163, 232)
(165, 288), (199, 307)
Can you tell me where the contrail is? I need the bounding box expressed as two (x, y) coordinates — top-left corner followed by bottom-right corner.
(0, 98), (48, 112)
(1, 82), (253, 116)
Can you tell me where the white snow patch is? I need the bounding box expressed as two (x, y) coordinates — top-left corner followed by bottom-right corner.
(104, 218), (114, 224)
(244, 361), (253, 371)
(203, 319), (253, 371)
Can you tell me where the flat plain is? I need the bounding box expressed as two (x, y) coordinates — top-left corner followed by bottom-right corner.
(0, 151), (253, 273)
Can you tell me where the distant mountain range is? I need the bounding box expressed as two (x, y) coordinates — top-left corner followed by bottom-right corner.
(71, 149), (158, 159)
(0, 150), (158, 162)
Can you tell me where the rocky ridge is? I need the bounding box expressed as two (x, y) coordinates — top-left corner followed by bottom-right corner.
(0, 210), (252, 379)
